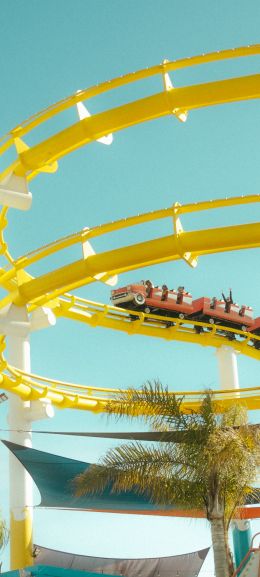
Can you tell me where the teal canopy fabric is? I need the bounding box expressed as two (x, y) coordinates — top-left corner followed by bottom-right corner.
(2, 440), (168, 512)
(1, 565), (116, 577)
(3, 441), (259, 512)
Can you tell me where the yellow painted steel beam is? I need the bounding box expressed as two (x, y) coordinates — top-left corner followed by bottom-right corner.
(0, 47), (259, 571)
(10, 221), (260, 306)
(0, 194), (259, 281)
(1, 45), (258, 149)
(55, 296), (260, 361)
(11, 74), (260, 178)
(1, 194), (259, 307)
(0, 328), (256, 411)
(4, 45), (259, 141)
(0, 45), (259, 182)
(0, 355), (259, 412)
(10, 514), (33, 570)
(10, 366), (260, 400)
(0, 49), (258, 413)
(0, 370), (259, 413)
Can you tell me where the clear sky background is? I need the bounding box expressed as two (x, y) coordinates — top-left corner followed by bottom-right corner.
(0, 1), (259, 575)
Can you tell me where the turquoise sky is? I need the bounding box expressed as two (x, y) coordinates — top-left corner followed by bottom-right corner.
(0, 1), (259, 575)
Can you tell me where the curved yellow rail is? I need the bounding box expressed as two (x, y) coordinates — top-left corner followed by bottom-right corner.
(0, 352), (259, 412)
(0, 288), (259, 410)
(1, 193), (260, 277)
(1, 48), (259, 574)
(0, 45), (259, 182)
(0, 47), (259, 415)
(0, 194), (259, 310)
(56, 295), (260, 360)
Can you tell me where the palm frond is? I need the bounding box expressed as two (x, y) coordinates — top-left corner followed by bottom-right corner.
(74, 443), (205, 510)
(74, 382), (260, 537)
(106, 383), (218, 436)
(74, 462), (120, 496)
(74, 441), (203, 498)
(0, 519), (8, 550)
(106, 381), (186, 428)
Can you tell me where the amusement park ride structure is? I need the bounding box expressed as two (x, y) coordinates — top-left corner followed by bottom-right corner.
(0, 45), (259, 570)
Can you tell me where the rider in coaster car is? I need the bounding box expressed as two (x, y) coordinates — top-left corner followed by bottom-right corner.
(145, 280), (153, 297)
(210, 296), (217, 309)
(176, 286), (185, 304)
(161, 284), (168, 301)
(239, 305), (246, 316)
(222, 289), (233, 313)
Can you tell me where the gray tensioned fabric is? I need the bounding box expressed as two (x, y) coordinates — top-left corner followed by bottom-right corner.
(33, 545), (210, 577)
(3, 424), (259, 441)
(2, 431), (198, 442)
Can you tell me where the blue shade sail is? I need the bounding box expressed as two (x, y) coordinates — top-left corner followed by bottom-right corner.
(3, 441), (259, 514)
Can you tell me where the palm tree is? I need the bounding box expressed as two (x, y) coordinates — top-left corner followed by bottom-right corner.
(74, 384), (260, 577)
(0, 516), (8, 552)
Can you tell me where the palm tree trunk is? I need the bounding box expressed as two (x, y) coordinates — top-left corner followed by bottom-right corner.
(224, 524), (235, 577)
(210, 517), (229, 577)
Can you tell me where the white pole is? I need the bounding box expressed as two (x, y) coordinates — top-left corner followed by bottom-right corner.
(4, 304), (56, 570)
(216, 346), (239, 391)
(8, 334), (33, 570)
(215, 345), (253, 564)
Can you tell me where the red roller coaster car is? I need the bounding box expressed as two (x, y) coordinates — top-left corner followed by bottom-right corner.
(111, 281), (193, 320)
(111, 280), (255, 333)
(248, 317), (260, 349)
(190, 297), (253, 332)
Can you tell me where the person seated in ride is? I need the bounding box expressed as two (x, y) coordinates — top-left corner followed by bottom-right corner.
(176, 286), (185, 304)
(145, 279), (153, 297)
(161, 284), (168, 301)
(222, 289), (233, 313)
(210, 296), (217, 309)
(239, 305), (246, 317)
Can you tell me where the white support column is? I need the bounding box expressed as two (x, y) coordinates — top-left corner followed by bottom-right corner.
(8, 334), (33, 570)
(2, 304), (56, 570)
(216, 346), (239, 391)
(215, 345), (253, 563)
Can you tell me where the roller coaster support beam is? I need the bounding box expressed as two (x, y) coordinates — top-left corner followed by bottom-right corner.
(216, 346), (239, 391)
(8, 326), (33, 570)
(1, 305), (56, 570)
(12, 221), (260, 306)
(216, 346), (253, 560)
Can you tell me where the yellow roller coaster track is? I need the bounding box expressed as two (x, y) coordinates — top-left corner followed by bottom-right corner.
(0, 44), (259, 181)
(0, 332), (259, 412)
(0, 46), (259, 413)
